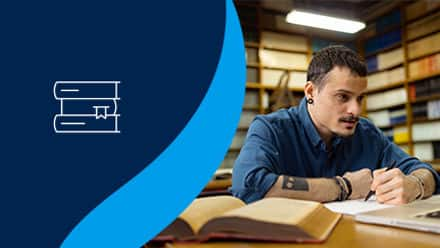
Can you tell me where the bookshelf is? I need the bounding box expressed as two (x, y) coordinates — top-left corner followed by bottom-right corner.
(217, 1), (357, 169)
(361, 0), (440, 170)
(223, 0), (440, 172)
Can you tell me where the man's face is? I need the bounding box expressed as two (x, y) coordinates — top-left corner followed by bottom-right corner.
(309, 66), (367, 138)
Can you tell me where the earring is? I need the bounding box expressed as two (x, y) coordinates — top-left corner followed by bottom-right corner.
(307, 98), (314, 104)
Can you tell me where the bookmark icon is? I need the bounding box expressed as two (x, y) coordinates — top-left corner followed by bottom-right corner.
(53, 81), (121, 134)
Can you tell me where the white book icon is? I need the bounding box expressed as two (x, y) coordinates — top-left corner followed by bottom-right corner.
(53, 81), (120, 134)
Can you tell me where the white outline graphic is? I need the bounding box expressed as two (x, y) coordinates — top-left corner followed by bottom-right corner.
(53, 81), (120, 134)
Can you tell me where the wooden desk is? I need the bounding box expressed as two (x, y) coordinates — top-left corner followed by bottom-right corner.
(165, 215), (440, 248)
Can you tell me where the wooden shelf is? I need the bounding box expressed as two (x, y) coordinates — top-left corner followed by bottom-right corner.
(242, 106), (260, 111)
(367, 62), (404, 75)
(364, 43), (402, 58)
(246, 63), (308, 73)
(262, 65), (307, 72)
(246, 82), (262, 89)
(361, 24), (401, 41)
(365, 80), (405, 94)
(262, 27), (305, 37)
(366, 103), (406, 112)
(407, 71), (440, 84)
(246, 63), (259, 68)
(245, 42), (259, 48)
(229, 147), (242, 153)
(405, 5), (440, 25)
(413, 139), (440, 144)
(246, 82), (304, 92)
(412, 117), (440, 124)
(377, 121), (407, 129)
(407, 50), (440, 63)
(406, 29), (440, 43)
(260, 45), (308, 54)
(395, 141), (409, 145)
(411, 94), (440, 104)
(424, 159), (440, 164)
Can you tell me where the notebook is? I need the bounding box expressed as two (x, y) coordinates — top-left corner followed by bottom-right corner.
(324, 197), (393, 215)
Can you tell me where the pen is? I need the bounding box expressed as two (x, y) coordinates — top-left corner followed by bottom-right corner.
(364, 160), (397, 201)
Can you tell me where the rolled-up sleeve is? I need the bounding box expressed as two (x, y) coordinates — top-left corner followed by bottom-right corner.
(378, 131), (440, 194)
(230, 117), (281, 203)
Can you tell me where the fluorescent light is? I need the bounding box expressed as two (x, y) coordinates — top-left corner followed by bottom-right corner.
(286, 10), (365, 34)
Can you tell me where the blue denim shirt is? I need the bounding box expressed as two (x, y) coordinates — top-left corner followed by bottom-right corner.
(231, 98), (440, 203)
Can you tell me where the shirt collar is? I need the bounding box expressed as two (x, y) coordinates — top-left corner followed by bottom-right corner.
(297, 97), (343, 150)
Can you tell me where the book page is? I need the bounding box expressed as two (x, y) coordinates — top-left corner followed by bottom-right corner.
(324, 197), (393, 215)
(179, 196), (245, 234)
(220, 197), (321, 225)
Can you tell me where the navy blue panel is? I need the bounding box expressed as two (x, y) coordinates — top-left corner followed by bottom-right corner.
(0, 1), (225, 247)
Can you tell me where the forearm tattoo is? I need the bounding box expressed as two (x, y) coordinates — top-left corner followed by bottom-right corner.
(282, 176), (309, 191)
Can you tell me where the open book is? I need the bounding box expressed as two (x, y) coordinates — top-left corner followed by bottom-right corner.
(152, 196), (341, 243)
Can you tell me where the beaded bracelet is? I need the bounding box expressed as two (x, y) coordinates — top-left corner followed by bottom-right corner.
(342, 176), (352, 199)
(334, 176), (348, 201)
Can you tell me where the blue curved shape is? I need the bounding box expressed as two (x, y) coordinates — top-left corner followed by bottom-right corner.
(61, 0), (245, 247)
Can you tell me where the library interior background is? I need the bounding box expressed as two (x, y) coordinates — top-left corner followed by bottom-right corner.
(219, 0), (440, 174)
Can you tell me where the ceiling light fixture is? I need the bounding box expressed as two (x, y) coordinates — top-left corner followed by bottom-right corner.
(286, 10), (366, 34)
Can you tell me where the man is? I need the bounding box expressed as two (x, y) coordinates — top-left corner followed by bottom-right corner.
(231, 45), (439, 205)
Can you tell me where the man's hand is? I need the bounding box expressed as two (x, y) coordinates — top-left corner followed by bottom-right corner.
(371, 168), (420, 205)
(343, 168), (373, 199)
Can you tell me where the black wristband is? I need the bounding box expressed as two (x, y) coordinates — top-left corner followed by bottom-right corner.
(342, 177), (352, 199)
(334, 177), (347, 201)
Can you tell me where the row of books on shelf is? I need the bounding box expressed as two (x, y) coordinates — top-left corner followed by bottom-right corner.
(367, 66), (405, 90)
(243, 90), (304, 111)
(247, 68), (307, 89)
(412, 99), (440, 120)
(238, 110), (258, 128)
(366, 54), (440, 93)
(407, 31), (440, 60)
(382, 126), (409, 144)
(230, 131), (246, 150)
(406, 11), (440, 41)
(366, 47), (404, 73)
(245, 47), (258, 64)
(220, 151), (239, 169)
(366, 87), (407, 110)
(260, 31), (308, 52)
(246, 51), (308, 72)
(371, 121), (440, 143)
(405, 0), (440, 22)
(413, 121), (440, 141)
(259, 49), (308, 70)
(363, 0), (440, 55)
(363, 10), (401, 40)
(364, 29), (401, 56)
(409, 75), (440, 100)
(409, 52), (440, 78)
(263, 70), (306, 88)
(367, 107), (406, 127)
(244, 91), (260, 107)
(414, 141), (440, 162)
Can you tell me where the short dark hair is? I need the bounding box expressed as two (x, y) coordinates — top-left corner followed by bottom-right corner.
(307, 45), (367, 90)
